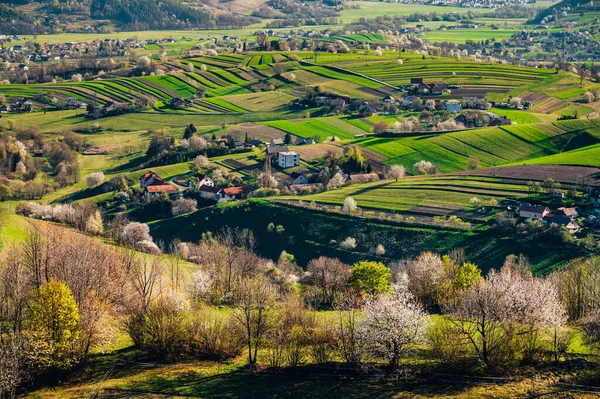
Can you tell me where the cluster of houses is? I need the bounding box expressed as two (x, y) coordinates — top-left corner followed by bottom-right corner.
(396, 0), (529, 8)
(0, 98), (33, 114)
(1, 37), (148, 64)
(518, 188), (600, 233)
(139, 171), (247, 203)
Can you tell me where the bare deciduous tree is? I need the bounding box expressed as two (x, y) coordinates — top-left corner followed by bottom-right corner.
(233, 277), (277, 367)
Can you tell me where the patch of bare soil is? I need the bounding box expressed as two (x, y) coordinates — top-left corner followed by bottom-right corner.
(449, 165), (600, 185)
(82, 144), (120, 155)
(229, 124), (286, 141)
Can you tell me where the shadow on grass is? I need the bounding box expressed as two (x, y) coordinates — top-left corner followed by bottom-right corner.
(100, 365), (471, 399)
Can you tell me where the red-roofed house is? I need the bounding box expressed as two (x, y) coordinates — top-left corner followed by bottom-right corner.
(140, 171), (165, 189)
(145, 184), (179, 199)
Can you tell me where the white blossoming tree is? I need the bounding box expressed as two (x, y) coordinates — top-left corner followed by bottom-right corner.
(359, 286), (429, 369)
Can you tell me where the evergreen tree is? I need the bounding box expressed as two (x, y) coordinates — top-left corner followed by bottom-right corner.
(183, 123), (197, 139)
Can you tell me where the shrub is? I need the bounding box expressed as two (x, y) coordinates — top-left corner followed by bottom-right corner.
(187, 307), (242, 359)
(124, 295), (189, 358)
(342, 197), (357, 214)
(122, 222), (152, 243)
(86, 171), (105, 188)
(339, 237), (357, 250)
(172, 198), (197, 216)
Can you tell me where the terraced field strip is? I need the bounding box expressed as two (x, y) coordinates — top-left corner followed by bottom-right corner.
(184, 57), (236, 69)
(344, 117), (374, 132)
(201, 97), (248, 113)
(207, 69), (249, 85)
(115, 78), (172, 101)
(222, 91), (296, 112)
(77, 81), (141, 102)
(262, 118), (359, 141)
(143, 74), (197, 98)
(206, 85), (252, 97)
(140, 76), (190, 99)
(76, 82), (132, 102)
(196, 71), (228, 87)
(184, 72), (221, 89)
(301, 64), (384, 89)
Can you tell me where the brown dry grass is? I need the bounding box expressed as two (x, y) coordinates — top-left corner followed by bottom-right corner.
(450, 165), (600, 185)
(290, 143), (343, 160)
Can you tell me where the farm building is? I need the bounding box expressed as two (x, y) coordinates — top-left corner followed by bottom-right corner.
(278, 152), (300, 168)
(519, 203), (550, 219)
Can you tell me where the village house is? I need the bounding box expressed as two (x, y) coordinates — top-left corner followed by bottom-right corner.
(170, 97), (193, 109)
(358, 102), (377, 117)
(278, 151), (300, 168)
(410, 78), (424, 88)
(145, 184), (179, 199)
(549, 214), (580, 233)
(402, 95), (419, 107)
(189, 174), (214, 191)
(103, 102), (118, 114)
(290, 172), (309, 185)
(266, 145), (290, 164)
(11, 98), (33, 113)
(270, 138), (285, 147)
(445, 100), (462, 113)
(198, 185), (246, 202)
(557, 207), (579, 218)
(295, 137), (315, 146)
(140, 172), (165, 189)
(66, 97), (88, 109)
(519, 203), (551, 219)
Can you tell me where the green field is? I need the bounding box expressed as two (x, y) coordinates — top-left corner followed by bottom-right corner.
(262, 117), (366, 141)
(299, 176), (529, 211)
(354, 119), (600, 171)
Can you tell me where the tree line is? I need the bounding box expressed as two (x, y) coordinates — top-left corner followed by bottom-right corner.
(1, 219), (599, 397)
